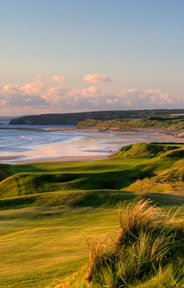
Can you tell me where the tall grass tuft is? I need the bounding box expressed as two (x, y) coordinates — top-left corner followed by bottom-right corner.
(115, 200), (164, 248)
(60, 200), (184, 288)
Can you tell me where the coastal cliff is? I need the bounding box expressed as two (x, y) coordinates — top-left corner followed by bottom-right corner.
(9, 109), (184, 125)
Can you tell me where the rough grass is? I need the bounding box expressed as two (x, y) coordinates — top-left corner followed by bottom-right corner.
(0, 163), (10, 182)
(0, 190), (137, 210)
(77, 117), (184, 131)
(113, 142), (184, 158)
(125, 157), (184, 194)
(1, 143), (184, 200)
(0, 158), (151, 199)
(1, 142), (184, 287)
(57, 200), (184, 288)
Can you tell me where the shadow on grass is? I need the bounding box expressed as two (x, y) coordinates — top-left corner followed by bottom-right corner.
(0, 167), (157, 199)
(0, 190), (137, 211)
(71, 190), (136, 208)
(0, 194), (38, 210)
(141, 192), (184, 207)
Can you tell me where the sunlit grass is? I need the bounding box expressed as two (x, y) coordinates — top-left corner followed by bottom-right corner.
(59, 201), (184, 288)
(1, 142), (184, 287)
(0, 206), (118, 287)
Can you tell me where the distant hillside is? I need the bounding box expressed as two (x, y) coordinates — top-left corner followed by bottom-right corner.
(77, 116), (184, 132)
(9, 109), (184, 125)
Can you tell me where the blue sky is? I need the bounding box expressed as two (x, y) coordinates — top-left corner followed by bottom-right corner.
(0, 0), (184, 115)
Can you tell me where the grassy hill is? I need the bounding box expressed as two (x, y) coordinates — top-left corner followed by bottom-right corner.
(55, 200), (184, 288)
(0, 163), (10, 182)
(77, 117), (184, 132)
(1, 143), (184, 287)
(112, 142), (184, 158)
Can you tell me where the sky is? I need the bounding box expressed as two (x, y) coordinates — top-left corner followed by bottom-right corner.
(0, 0), (184, 116)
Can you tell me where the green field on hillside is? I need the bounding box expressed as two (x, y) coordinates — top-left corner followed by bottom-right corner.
(1, 142), (184, 287)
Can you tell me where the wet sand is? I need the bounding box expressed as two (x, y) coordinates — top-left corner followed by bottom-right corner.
(1, 128), (184, 164)
(47, 127), (184, 144)
(47, 127), (184, 139)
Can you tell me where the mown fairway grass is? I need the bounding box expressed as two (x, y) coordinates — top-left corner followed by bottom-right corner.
(0, 206), (119, 288)
(1, 143), (184, 287)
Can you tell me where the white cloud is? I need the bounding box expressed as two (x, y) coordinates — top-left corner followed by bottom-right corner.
(0, 76), (184, 116)
(3, 79), (45, 96)
(50, 75), (66, 85)
(106, 99), (114, 104)
(0, 79), (48, 114)
(83, 74), (112, 84)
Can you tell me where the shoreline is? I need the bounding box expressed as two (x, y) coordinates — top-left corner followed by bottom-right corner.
(1, 125), (184, 139)
(47, 126), (183, 136)
(47, 127), (184, 143)
(0, 127), (184, 164)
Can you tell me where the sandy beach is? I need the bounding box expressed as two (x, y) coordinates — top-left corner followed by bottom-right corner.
(1, 127), (183, 164)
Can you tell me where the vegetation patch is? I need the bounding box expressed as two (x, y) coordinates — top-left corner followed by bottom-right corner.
(1, 142), (184, 287)
(160, 147), (184, 158)
(11, 109), (184, 126)
(77, 117), (184, 131)
(0, 164), (9, 182)
(126, 178), (172, 193)
(112, 142), (183, 158)
(53, 200), (184, 288)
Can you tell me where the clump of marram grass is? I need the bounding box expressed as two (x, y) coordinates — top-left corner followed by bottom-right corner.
(58, 200), (184, 288)
(115, 200), (164, 248)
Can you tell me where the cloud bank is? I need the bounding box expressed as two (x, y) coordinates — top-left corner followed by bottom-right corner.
(0, 76), (183, 116)
(83, 74), (112, 83)
(50, 75), (66, 85)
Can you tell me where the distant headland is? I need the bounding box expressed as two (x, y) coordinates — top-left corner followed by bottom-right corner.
(9, 109), (184, 126)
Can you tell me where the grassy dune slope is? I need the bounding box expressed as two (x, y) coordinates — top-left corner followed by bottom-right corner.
(112, 142), (184, 158)
(59, 200), (184, 288)
(0, 142), (184, 287)
(77, 117), (184, 131)
(0, 163), (10, 181)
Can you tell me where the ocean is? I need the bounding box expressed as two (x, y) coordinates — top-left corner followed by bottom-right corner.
(0, 120), (171, 164)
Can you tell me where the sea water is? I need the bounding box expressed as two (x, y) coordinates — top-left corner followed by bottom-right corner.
(0, 120), (170, 164)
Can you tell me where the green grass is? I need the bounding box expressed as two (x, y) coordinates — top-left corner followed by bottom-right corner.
(77, 117), (184, 131)
(1, 142), (184, 287)
(0, 206), (120, 287)
(112, 142), (184, 158)
(59, 200), (184, 288)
